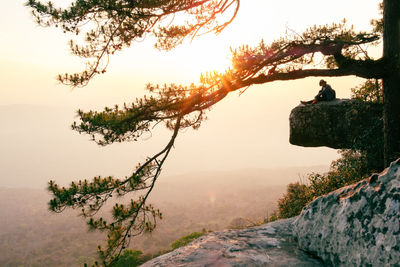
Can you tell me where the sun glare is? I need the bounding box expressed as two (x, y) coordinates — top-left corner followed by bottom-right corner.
(175, 36), (234, 77)
(208, 191), (217, 204)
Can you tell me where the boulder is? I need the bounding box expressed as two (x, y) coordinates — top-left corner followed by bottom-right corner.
(292, 158), (400, 266)
(141, 218), (323, 266)
(289, 99), (382, 149)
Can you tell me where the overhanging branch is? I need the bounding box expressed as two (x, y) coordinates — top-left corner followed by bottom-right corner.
(245, 62), (387, 85)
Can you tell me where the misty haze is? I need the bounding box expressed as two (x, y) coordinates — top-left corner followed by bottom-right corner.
(2, 0), (394, 266)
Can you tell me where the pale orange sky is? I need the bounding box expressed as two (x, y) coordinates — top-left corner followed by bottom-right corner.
(0, 0), (382, 187)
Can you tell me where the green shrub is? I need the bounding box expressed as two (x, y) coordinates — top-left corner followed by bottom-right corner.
(275, 149), (376, 220)
(171, 232), (204, 250)
(277, 182), (312, 219)
(351, 79), (382, 103)
(267, 211), (279, 222)
(350, 79), (384, 171)
(308, 150), (370, 197)
(110, 250), (146, 267)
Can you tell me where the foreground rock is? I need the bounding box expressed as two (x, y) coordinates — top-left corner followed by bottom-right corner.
(141, 218), (323, 267)
(289, 99), (382, 148)
(293, 158), (400, 266)
(142, 159), (399, 266)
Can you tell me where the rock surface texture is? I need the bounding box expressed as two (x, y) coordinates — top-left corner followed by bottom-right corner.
(141, 218), (323, 267)
(293, 159), (400, 266)
(289, 99), (382, 148)
(141, 159), (399, 267)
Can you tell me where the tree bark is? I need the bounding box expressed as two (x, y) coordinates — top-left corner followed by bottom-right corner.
(383, 0), (400, 166)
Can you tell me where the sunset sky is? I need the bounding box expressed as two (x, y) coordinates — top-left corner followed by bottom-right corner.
(0, 0), (382, 188)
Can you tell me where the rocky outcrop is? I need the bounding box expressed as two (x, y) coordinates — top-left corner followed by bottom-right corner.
(289, 99), (382, 149)
(141, 218), (323, 266)
(141, 159), (400, 266)
(293, 158), (400, 266)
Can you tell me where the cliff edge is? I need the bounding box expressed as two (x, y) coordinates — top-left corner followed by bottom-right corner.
(141, 159), (400, 266)
(141, 218), (323, 266)
(289, 99), (382, 149)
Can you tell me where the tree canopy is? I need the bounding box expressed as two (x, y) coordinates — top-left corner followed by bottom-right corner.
(26, 0), (400, 265)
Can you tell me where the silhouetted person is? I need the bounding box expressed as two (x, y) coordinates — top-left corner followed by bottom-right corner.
(301, 80), (336, 105)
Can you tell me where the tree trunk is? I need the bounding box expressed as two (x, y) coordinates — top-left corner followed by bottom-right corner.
(383, 0), (400, 166)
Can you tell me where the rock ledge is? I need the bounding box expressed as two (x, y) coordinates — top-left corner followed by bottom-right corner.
(141, 218), (323, 266)
(289, 99), (382, 148)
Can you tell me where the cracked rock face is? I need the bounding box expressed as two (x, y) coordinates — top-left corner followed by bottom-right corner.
(292, 159), (400, 266)
(141, 218), (323, 267)
(289, 99), (382, 149)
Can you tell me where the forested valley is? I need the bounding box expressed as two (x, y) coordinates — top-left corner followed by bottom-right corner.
(0, 166), (326, 266)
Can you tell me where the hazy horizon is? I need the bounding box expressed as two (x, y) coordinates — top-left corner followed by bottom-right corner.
(0, 0), (383, 190)
(0, 103), (334, 189)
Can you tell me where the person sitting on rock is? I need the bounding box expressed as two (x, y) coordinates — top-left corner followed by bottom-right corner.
(301, 79), (336, 105)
